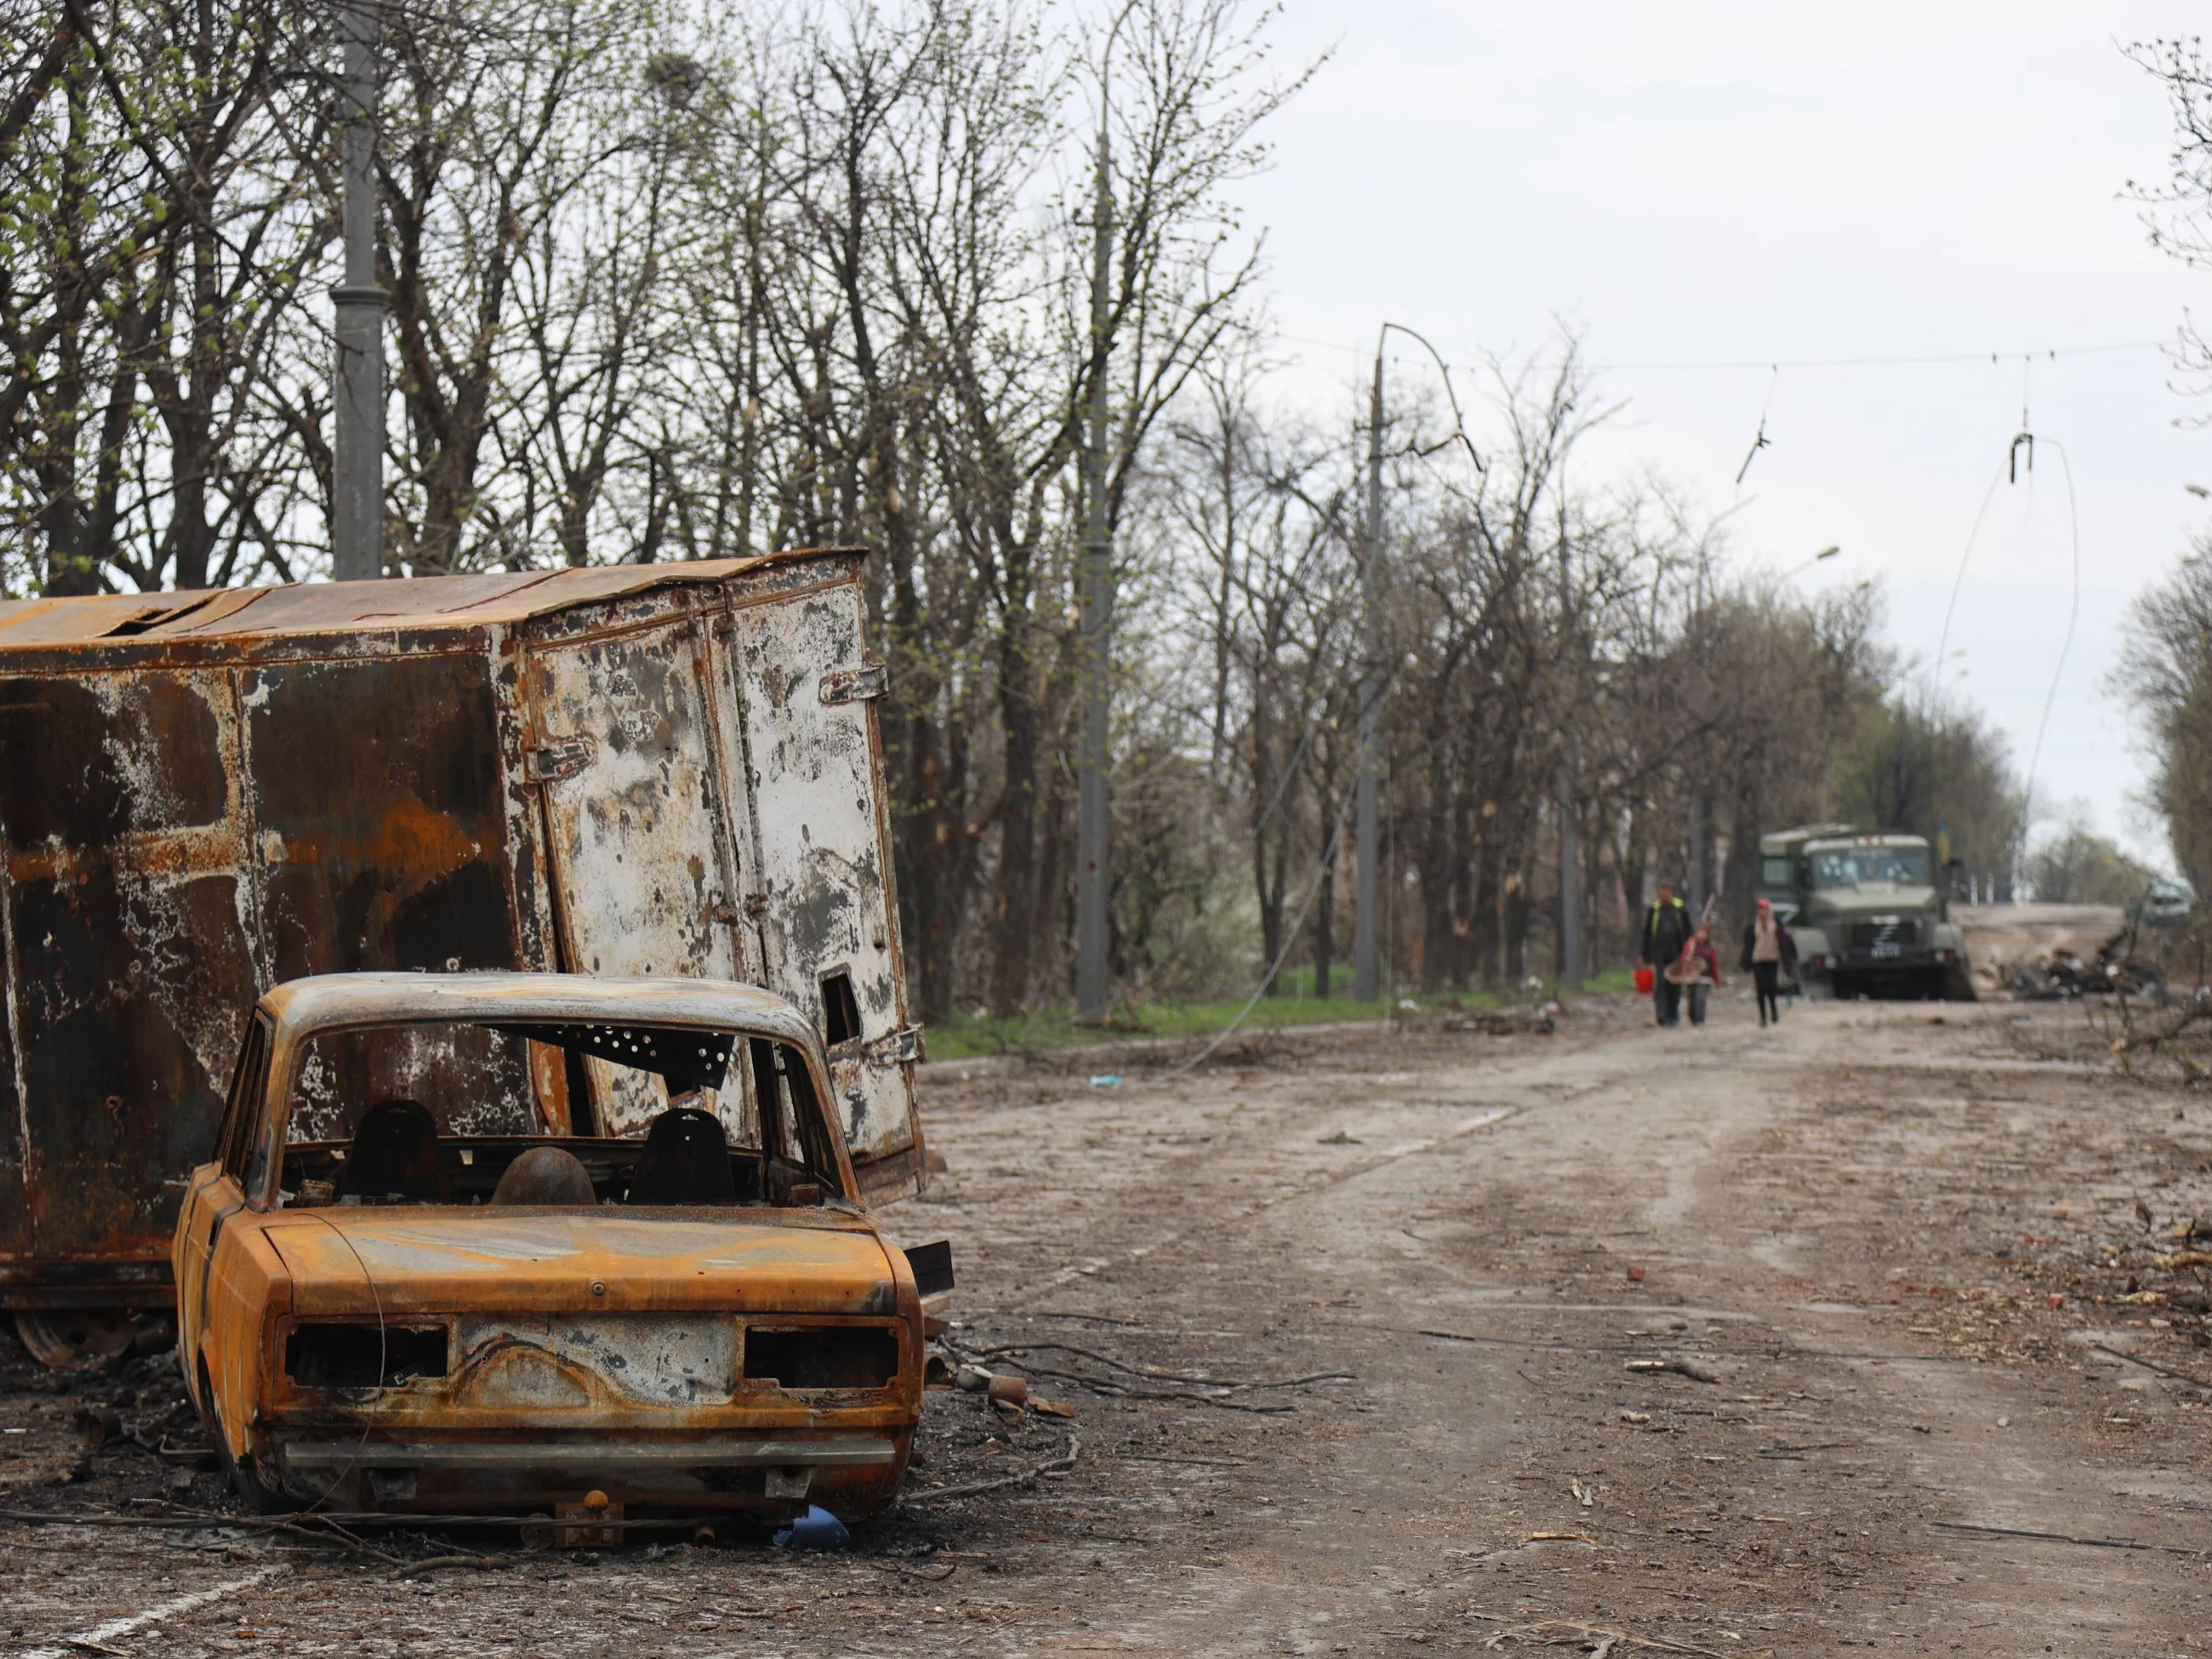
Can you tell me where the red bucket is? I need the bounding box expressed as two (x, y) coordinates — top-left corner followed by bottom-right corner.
(1633, 965), (1656, 995)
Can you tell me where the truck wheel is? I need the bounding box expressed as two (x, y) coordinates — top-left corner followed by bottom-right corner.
(1942, 961), (1980, 1002)
(14, 1309), (136, 1368)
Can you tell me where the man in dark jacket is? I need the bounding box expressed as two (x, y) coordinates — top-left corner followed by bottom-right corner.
(1640, 884), (1695, 1027)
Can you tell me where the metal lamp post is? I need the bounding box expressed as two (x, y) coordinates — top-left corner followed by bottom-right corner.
(331, 0), (386, 582)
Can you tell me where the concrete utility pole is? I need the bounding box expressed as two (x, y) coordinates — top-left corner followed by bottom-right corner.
(331, 0), (386, 582)
(1354, 346), (1385, 1004)
(1075, 5), (1134, 1024)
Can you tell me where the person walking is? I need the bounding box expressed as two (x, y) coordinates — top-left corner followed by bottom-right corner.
(1639, 883), (1695, 1027)
(1740, 897), (1797, 1029)
(1668, 921), (1722, 1026)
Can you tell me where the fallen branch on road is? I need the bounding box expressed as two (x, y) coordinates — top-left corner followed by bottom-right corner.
(1932, 1519), (2206, 1558)
(1623, 1358), (1719, 1383)
(0, 1507), (404, 1566)
(391, 1553), (516, 1580)
(901, 1435), (1078, 1507)
(1464, 1610), (1732, 1656)
(2090, 1343), (2212, 1389)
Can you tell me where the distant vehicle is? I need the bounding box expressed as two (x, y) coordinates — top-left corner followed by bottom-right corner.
(2137, 878), (2195, 927)
(1754, 825), (1975, 1001)
(175, 972), (940, 1524)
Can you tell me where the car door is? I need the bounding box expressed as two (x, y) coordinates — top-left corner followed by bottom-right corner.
(176, 1014), (268, 1404)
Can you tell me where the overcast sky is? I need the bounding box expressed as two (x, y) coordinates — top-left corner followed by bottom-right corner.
(1234, 2), (2208, 866)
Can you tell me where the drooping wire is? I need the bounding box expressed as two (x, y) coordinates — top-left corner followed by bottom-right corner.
(1734, 365), (1778, 487)
(1152, 795), (1354, 1084)
(2018, 438), (2083, 839)
(1931, 454), (2011, 695)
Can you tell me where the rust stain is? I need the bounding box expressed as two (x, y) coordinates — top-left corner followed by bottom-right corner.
(0, 550), (921, 1321)
(174, 972), (921, 1523)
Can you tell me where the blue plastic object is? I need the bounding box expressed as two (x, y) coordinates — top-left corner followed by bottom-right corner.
(1088, 1074), (1123, 1088)
(773, 1505), (850, 1550)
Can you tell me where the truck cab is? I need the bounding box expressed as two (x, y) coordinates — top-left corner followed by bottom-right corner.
(1756, 825), (1975, 1001)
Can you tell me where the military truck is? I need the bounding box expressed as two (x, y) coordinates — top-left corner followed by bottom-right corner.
(1754, 825), (1975, 1001)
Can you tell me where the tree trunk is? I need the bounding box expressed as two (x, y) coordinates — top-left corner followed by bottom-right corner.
(989, 599), (1040, 1016)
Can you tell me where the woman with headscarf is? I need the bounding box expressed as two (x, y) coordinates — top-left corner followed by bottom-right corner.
(1740, 897), (1798, 1029)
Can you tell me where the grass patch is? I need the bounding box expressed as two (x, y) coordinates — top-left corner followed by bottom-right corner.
(920, 966), (1636, 1062)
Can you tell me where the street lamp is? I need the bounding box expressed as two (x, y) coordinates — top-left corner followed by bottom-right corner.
(1781, 544), (1841, 583)
(1354, 323), (1479, 1004)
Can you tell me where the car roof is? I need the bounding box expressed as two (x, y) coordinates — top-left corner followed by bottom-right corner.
(1803, 835), (1928, 851)
(259, 972), (820, 1047)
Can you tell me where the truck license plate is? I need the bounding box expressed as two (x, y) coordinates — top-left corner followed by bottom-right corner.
(1872, 944), (1901, 960)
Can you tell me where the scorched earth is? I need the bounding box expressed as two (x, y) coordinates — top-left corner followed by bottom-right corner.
(6, 993), (2212, 1657)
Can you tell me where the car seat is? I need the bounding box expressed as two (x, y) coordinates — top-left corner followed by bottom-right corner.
(629, 1107), (737, 1206)
(337, 1098), (449, 1200)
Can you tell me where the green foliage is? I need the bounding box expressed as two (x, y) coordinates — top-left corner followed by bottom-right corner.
(2115, 539), (2212, 887)
(1829, 693), (2025, 898)
(2022, 809), (2157, 905)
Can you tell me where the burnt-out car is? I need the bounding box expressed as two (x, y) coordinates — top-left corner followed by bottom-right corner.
(174, 972), (942, 1526)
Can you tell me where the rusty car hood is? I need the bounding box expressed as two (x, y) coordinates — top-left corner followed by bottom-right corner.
(261, 1211), (898, 1319)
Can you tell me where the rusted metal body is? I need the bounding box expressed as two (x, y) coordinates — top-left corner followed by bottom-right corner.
(0, 552), (922, 1318)
(174, 973), (925, 1521)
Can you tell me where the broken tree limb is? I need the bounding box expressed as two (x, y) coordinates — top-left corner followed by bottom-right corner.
(2089, 1343), (2212, 1389)
(973, 1341), (1354, 1391)
(1464, 1611), (1732, 1656)
(1000, 1363), (1301, 1412)
(1622, 1358), (1719, 1383)
(901, 1435), (1078, 1506)
(0, 1508), (406, 1566)
(389, 1553), (516, 1580)
(1930, 1519), (2205, 1557)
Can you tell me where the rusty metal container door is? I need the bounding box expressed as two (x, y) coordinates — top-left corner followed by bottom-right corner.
(527, 620), (744, 1134)
(0, 670), (259, 1302)
(718, 583), (923, 1201)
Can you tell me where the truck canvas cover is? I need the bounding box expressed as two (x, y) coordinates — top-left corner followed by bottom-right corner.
(0, 550), (923, 1311)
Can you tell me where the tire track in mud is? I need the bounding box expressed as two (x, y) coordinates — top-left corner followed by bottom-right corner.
(1012, 1037), (1653, 1300)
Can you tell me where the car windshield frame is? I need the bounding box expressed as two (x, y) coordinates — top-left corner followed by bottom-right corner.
(1809, 846), (1931, 889)
(248, 1009), (852, 1211)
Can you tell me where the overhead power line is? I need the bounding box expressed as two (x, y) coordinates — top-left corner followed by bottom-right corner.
(1273, 334), (2170, 375)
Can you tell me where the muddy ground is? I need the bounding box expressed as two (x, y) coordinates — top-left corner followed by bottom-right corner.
(9, 989), (2212, 1656)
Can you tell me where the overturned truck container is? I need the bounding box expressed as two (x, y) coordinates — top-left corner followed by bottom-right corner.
(0, 551), (924, 1358)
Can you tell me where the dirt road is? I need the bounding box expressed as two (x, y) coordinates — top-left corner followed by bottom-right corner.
(9, 993), (2212, 1656)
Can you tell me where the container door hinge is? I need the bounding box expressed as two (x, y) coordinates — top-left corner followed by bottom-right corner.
(818, 663), (888, 705)
(527, 737), (595, 782)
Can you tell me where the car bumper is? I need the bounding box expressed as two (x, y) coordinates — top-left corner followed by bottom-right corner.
(276, 1435), (898, 1471)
